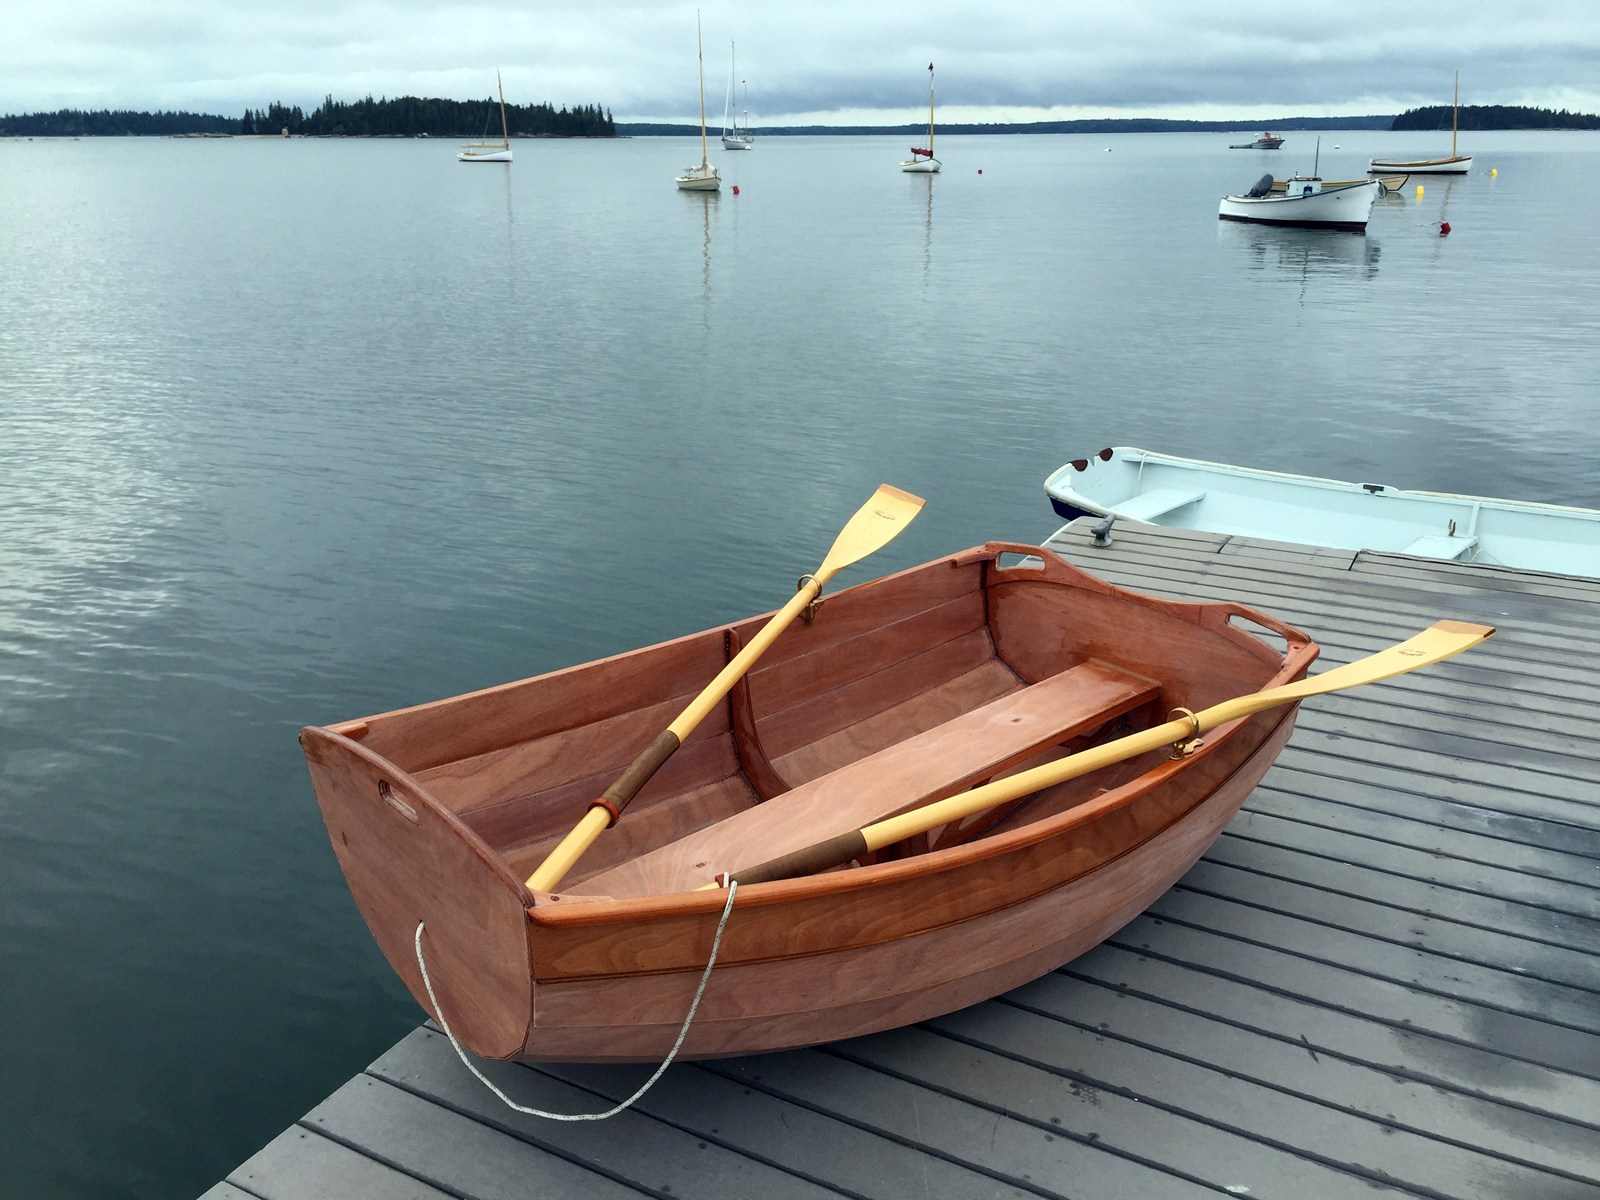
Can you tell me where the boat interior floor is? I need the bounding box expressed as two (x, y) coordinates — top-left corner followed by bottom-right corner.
(571, 660), (1162, 900)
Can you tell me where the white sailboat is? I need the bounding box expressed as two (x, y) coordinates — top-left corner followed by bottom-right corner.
(721, 42), (754, 150)
(458, 71), (513, 163)
(901, 63), (940, 173)
(676, 14), (721, 190)
(1370, 72), (1472, 175)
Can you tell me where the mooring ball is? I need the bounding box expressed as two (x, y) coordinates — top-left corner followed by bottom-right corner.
(1440, 221), (1451, 236)
(732, 185), (740, 195)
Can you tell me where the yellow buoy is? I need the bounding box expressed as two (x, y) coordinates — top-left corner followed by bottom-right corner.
(1491, 168), (1498, 177)
(1416, 184), (1425, 198)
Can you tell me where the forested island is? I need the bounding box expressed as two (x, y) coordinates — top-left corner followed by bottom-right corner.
(1392, 104), (1600, 131)
(1, 95), (615, 138)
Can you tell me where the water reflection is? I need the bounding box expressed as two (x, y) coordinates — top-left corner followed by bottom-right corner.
(1221, 220), (1382, 281)
(911, 173), (933, 282)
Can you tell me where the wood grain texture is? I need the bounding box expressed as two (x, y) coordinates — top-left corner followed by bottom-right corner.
(725, 625), (791, 801)
(303, 542), (1313, 1065)
(520, 710), (1295, 1060)
(300, 728), (533, 1058)
(573, 659), (1160, 899)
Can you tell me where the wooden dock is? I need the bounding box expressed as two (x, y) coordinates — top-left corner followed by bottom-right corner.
(203, 520), (1600, 1199)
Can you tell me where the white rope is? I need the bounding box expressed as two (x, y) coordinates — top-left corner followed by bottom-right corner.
(413, 879), (737, 1121)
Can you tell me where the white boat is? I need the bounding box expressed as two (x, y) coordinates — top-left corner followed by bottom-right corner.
(1371, 72), (1472, 175)
(901, 64), (940, 173)
(458, 72), (513, 163)
(721, 42), (753, 150)
(1229, 132), (1284, 149)
(1219, 174), (1379, 231)
(1044, 447), (1600, 576)
(676, 15), (721, 191)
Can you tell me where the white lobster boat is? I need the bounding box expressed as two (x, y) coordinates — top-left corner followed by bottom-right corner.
(1219, 174), (1379, 231)
(1044, 447), (1600, 577)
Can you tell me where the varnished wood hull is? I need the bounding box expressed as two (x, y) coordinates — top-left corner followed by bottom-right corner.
(302, 543), (1316, 1061)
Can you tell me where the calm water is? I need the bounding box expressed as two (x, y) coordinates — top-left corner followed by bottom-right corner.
(2, 128), (1597, 1197)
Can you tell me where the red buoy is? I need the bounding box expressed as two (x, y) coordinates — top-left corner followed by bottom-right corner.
(1440, 221), (1451, 235)
(978, 169), (983, 174)
(732, 185), (740, 196)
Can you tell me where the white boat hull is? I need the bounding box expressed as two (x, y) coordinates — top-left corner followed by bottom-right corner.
(1044, 447), (1600, 577)
(458, 148), (512, 163)
(1369, 156), (1470, 175)
(901, 158), (940, 173)
(676, 171), (721, 191)
(721, 135), (753, 150)
(1218, 181), (1378, 231)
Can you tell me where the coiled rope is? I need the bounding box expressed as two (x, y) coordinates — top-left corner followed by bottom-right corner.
(414, 878), (738, 1121)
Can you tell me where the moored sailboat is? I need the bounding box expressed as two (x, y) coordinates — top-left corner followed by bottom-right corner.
(721, 42), (754, 150)
(676, 14), (721, 190)
(1371, 72), (1472, 175)
(458, 72), (513, 163)
(901, 63), (940, 173)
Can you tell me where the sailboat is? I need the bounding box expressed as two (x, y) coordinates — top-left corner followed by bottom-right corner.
(676, 14), (721, 190)
(901, 63), (940, 173)
(721, 42), (754, 150)
(458, 71), (513, 163)
(1370, 72), (1472, 175)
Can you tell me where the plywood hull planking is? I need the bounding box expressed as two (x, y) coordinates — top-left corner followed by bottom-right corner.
(303, 544), (1316, 1061)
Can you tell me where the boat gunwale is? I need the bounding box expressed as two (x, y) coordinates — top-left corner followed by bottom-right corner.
(1047, 446), (1600, 523)
(308, 543), (1316, 940)
(1222, 179), (1379, 203)
(524, 694), (1307, 934)
(525, 545), (1319, 929)
(1368, 156), (1471, 169)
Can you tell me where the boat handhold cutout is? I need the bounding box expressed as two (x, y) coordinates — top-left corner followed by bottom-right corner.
(1440, 222), (1451, 236)
(1168, 707), (1204, 759)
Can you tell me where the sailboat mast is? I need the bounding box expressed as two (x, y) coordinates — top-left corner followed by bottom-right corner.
(928, 65), (935, 155)
(497, 71), (509, 148)
(697, 13), (709, 172)
(724, 42), (734, 137)
(1452, 71), (1459, 159)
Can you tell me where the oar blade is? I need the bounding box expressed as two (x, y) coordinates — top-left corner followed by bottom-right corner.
(1245, 620), (1494, 713)
(817, 484), (925, 579)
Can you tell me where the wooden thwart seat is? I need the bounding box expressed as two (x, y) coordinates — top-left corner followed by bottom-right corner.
(572, 660), (1160, 899)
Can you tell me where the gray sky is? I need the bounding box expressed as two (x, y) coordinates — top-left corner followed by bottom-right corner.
(5, 0), (1598, 121)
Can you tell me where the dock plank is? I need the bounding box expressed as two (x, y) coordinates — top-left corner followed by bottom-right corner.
(367, 1029), (842, 1199)
(1074, 940), (1600, 1125)
(1007, 968), (1600, 1181)
(225, 1121), (460, 1200)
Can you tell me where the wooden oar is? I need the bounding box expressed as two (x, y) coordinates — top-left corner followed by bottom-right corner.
(526, 484), (926, 893)
(703, 619), (1494, 889)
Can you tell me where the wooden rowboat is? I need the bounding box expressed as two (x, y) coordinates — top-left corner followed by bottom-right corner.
(302, 542), (1318, 1062)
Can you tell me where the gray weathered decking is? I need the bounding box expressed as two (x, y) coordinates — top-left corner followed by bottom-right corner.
(204, 520), (1600, 1199)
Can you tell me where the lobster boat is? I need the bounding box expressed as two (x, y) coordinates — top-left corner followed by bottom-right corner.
(302, 543), (1321, 1062)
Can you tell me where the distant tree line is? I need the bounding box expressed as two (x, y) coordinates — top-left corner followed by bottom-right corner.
(1392, 105), (1600, 131)
(242, 95), (614, 137)
(2, 95), (615, 138)
(0, 109), (234, 136)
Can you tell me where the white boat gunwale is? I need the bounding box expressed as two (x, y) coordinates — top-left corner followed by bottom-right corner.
(1044, 447), (1600, 576)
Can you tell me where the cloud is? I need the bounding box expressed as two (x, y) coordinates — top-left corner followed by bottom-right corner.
(4, 0), (1598, 120)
